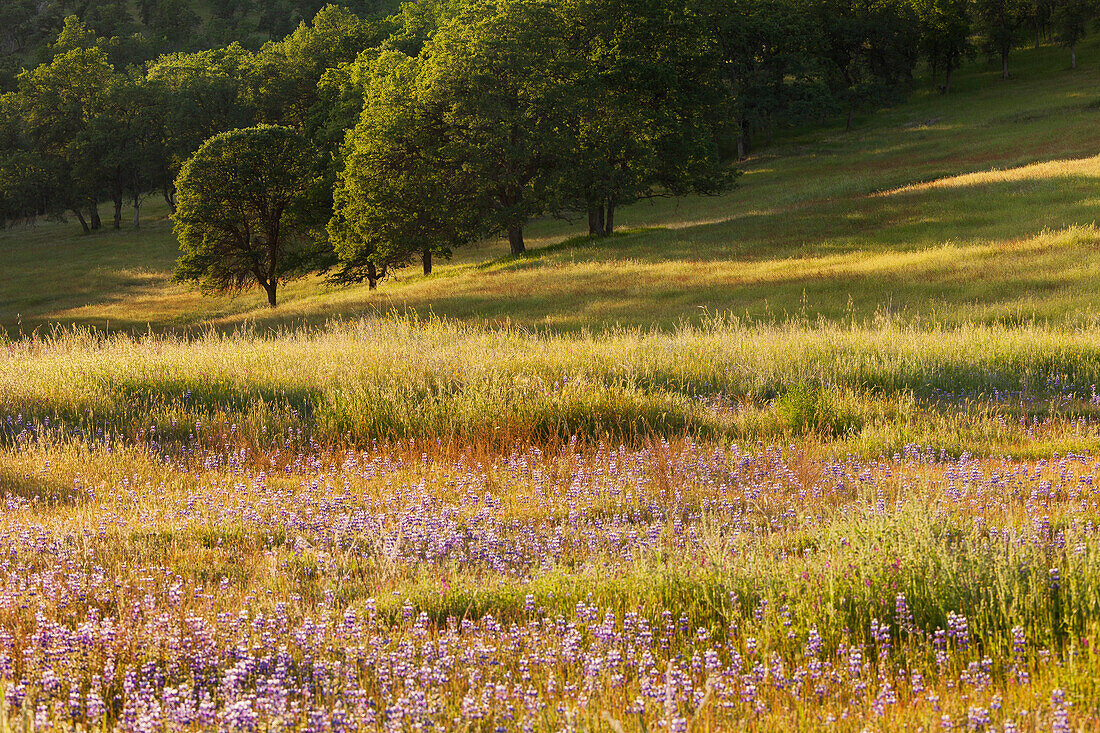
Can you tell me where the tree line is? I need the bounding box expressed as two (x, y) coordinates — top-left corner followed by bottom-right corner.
(0, 0), (394, 91)
(1, 0), (1097, 305)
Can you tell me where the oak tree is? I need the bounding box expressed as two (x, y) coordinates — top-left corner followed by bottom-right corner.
(330, 52), (482, 288)
(173, 125), (329, 307)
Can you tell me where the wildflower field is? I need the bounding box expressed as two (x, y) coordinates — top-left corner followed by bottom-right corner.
(5, 31), (1100, 733)
(2, 318), (1100, 731)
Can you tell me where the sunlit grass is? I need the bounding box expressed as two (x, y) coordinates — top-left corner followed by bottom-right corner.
(876, 153), (1100, 196)
(6, 315), (1100, 456)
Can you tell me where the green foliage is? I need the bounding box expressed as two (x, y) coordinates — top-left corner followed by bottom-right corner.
(415, 0), (574, 255)
(330, 52), (483, 287)
(707, 0), (832, 153)
(15, 45), (114, 158)
(1053, 0), (1097, 66)
(0, 0), (399, 78)
(330, 0), (740, 262)
(51, 15), (99, 54)
(0, 150), (57, 227)
(816, 0), (920, 129)
(145, 43), (258, 208)
(912, 0), (972, 91)
(9, 42), (116, 230)
(86, 72), (169, 229)
(384, 0), (467, 54)
(975, 0), (1028, 77)
(144, 0), (202, 47)
(560, 0), (738, 235)
(251, 4), (385, 135)
(173, 125), (330, 307)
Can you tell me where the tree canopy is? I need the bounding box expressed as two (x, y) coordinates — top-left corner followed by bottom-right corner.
(414, 0), (574, 255)
(173, 125), (329, 307)
(330, 51), (483, 287)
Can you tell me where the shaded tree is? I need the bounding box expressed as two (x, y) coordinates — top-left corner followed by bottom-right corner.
(13, 35), (115, 232)
(173, 125), (330, 307)
(146, 43), (257, 211)
(259, 1), (305, 39)
(0, 2), (49, 70)
(817, 0), (919, 130)
(913, 0), (971, 92)
(417, 0), (572, 255)
(0, 150), (58, 228)
(251, 4), (384, 138)
(561, 0), (738, 236)
(384, 0), (465, 55)
(975, 0), (1027, 78)
(0, 90), (59, 227)
(82, 1), (138, 40)
(85, 72), (167, 229)
(1024, 0), (1055, 47)
(1053, 0), (1096, 67)
(145, 0), (202, 49)
(709, 0), (832, 157)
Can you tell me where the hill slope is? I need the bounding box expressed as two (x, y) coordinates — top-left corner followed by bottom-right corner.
(2, 38), (1100, 334)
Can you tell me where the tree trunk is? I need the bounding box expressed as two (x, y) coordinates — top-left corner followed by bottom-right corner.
(133, 200), (141, 229)
(90, 203), (102, 231)
(846, 104), (854, 131)
(113, 198), (123, 230)
(508, 225), (525, 255)
(588, 204), (605, 237)
(162, 184), (176, 215)
(1071, 45), (1077, 69)
(264, 282), (277, 307)
(1002, 51), (1010, 79)
(367, 261), (379, 290)
(73, 209), (91, 235)
(603, 201), (615, 237)
(422, 248), (432, 275)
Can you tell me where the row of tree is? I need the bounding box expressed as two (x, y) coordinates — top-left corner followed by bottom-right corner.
(0, 7), (384, 235)
(0, 0), (395, 90)
(2, 0), (1098, 304)
(173, 0), (740, 302)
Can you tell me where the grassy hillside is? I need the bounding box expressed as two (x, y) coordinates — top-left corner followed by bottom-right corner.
(3, 39), (1100, 334)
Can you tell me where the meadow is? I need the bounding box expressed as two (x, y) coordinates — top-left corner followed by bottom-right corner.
(4, 39), (1100, 732)
(2, 416), (1098, 730)
(9, 316), (1100, 458)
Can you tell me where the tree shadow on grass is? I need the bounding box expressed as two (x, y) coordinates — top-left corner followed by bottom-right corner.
(473, 228), (668, 273)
